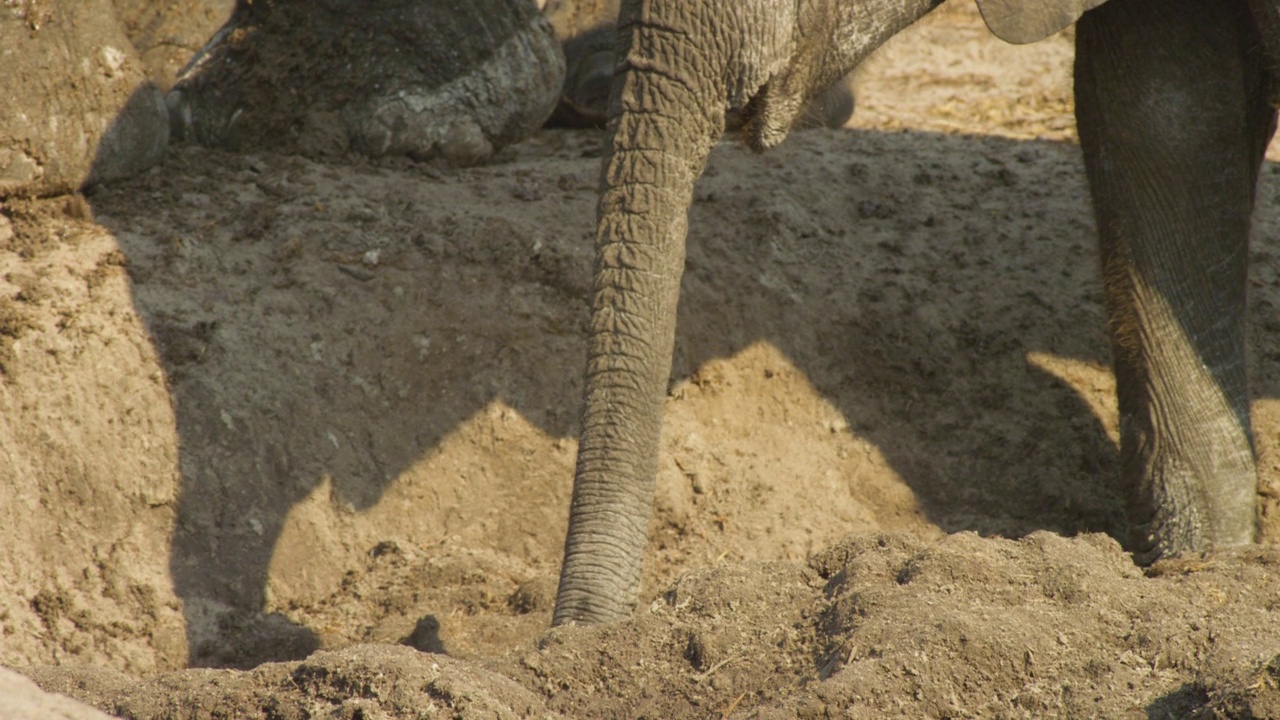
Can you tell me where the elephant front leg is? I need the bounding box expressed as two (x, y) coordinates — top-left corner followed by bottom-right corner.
(1074, 0), (1275, 561)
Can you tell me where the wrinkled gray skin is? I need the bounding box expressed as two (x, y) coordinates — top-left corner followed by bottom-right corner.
(544, 0), (856, 130)
(166, 0), (564, 163)
(1074, 0), (1274, 562)
(553, 0), (1280, 626)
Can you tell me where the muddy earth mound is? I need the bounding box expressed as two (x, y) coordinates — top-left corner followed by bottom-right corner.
(21, 535), (1280, 718)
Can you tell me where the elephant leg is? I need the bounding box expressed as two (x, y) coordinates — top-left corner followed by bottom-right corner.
(552, 0), (942, 626)
(552, 4), (724, 626)
(1250, 0), (1280, 88)
(1074, 0), (1276, 561)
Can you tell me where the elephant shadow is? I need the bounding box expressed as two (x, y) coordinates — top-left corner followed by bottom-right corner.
(673, 129), (1130, 542)
(87, 126), (1280, 668)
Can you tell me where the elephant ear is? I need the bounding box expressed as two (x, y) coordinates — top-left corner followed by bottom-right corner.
(974, 0), (1109, 44)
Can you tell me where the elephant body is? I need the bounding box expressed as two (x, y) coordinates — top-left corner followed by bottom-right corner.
(554, 0), (1279, 625)
(166, 0), (565, 163)
(543, 0), (856, 129)
(0, 0), (858, 194)
(1074, 0), (1272, 560)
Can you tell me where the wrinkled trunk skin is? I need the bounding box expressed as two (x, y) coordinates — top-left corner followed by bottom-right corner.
(553, 0), (941, 626)
(545, 0), (857, 132)
(551, 0), (726, 627)
(1076, 0), (1274, 561)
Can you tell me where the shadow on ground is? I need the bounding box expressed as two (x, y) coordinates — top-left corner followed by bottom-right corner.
(81, 124), (1280, 668)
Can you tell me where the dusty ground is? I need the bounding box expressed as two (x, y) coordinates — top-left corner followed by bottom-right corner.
(6, 4), (1280, 718)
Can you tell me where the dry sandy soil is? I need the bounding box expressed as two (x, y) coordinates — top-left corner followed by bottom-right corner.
(6, 4), (1280, 718)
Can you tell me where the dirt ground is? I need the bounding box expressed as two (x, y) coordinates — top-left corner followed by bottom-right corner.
(7, 4), (1280, 718)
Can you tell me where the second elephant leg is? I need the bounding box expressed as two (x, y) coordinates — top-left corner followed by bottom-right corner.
(1074, 0), (1276, 561)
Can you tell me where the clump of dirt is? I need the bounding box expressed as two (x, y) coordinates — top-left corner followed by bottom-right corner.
(5, 4), (1280, 719)
(1, 0), (170, 195)
(0, 296), (36, 372)
(23, 534), (1280, 718)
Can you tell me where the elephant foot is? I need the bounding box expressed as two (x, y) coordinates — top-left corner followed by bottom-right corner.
(1, 0), (169, 196)
(1125, 432), (1257, 565)
(165, 0), (565, 164)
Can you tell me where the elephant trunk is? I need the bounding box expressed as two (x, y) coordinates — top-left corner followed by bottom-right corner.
(553, 5), (725, 626)
(553, 0), (943, 626)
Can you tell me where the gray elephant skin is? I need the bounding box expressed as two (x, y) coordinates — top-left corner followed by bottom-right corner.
(553, 0), (1280, 626)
